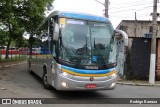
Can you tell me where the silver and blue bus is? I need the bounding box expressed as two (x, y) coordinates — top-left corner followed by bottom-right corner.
(28, 11), (128, 90)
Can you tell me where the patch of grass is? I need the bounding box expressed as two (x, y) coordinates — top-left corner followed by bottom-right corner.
(0, 55), (27, 63)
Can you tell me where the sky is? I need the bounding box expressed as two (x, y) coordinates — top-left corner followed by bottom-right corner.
(24, 0), (160, 39)
(51, 0), (160, 28)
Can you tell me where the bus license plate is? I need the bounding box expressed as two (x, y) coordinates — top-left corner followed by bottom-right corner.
(85, 84), (96, 88)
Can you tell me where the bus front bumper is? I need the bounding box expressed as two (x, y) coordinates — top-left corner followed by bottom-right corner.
(53, 72), (117, 91)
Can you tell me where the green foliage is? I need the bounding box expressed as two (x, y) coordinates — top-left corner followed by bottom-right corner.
(1, 0), (54, 36)
(0, 0), (54, 58)
(0, 55), (27, 62)
(15, 37), (28, 48)
(0, 31), (9, 46)
(20, 0), (54, 34)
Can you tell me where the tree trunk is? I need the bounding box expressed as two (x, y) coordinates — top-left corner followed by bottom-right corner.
(0, 45), (2, 60)
(5, 37), (12, 59)
(29, 35), (33, 58)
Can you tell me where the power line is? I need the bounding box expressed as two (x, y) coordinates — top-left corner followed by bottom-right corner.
(111, 0), (150, 5)
(110, 6), (153, 13)
(110, 13), (150, 17)
(94, 0), (105, 6)
(109, 1), (152, 10)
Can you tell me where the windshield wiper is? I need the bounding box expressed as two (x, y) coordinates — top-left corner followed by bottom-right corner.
(74, 37), (89, 65)
(93, 38), (107, 65)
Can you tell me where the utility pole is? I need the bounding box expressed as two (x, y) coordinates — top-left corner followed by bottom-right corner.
(134, 12), (137, 37)
(149, 0), (158, 84)
(105, 0), (109, 18)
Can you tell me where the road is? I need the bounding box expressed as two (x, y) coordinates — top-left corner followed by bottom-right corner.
(0, 63), (160, 107)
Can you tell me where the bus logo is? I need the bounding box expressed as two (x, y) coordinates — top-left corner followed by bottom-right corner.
(90, 77), (94, 81)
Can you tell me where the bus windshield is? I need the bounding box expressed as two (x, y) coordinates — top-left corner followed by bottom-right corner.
(59, 18), (116, 66)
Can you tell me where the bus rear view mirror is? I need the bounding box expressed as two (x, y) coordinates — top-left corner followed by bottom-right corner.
(53, 23), (59, 41)
(115, 30), (128, 47)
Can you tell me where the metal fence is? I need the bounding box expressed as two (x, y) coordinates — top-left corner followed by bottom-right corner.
(0, 47), (28, 62)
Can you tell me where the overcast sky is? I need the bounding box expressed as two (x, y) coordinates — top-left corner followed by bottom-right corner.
(52, 0), (160, 28)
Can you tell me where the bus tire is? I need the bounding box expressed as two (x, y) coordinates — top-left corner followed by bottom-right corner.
(28, 61), (32, 74)
(42, 68), (52, 89)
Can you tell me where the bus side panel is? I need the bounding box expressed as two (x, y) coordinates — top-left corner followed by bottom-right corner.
(29, 36), (44, 78)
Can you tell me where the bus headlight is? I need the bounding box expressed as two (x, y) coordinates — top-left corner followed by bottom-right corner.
(61, 82), (68, 88)
(56, 68), (71, 77)
(110, 82), (116, 88)
(111, 73), (117, 78)
(62, 72), (68, 76)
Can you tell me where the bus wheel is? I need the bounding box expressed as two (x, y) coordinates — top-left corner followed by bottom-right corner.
(28, 61), (32, 74)
(42, 68), (52, 89)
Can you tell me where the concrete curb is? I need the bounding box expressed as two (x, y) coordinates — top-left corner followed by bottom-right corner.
(117, 81), (160, 87)
(0, 61), (27, 68)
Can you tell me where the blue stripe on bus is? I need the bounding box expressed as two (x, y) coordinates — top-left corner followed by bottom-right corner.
(61, 65), (116, 74)
(59, 12), (109, 23)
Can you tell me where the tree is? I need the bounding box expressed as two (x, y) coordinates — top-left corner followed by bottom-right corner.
(15, 37), (28, 48)
(0, 31), (8, 60)
(0, 31), (8, 46)
(0, 0), (54, 59)
(0, 0), (25, 59)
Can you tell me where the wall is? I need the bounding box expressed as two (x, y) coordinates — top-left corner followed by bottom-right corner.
(118, 20), (160, 38)
(117, 20), (160, 80)
(129, 38), (151, 80)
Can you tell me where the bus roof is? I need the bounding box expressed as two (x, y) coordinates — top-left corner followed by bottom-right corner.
(35, 11), (112, 33)
(48, 11), (111, 23)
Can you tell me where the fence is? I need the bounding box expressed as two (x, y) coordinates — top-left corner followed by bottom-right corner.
(0, 47), (28, 62)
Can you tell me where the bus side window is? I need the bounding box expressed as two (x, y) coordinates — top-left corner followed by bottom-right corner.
(50, 17), (57, 59)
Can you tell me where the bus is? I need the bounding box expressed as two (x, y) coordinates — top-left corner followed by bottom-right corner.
(28, 11), (128, 90)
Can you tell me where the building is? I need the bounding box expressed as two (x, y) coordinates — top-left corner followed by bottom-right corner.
(116, 20), (160, 80)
